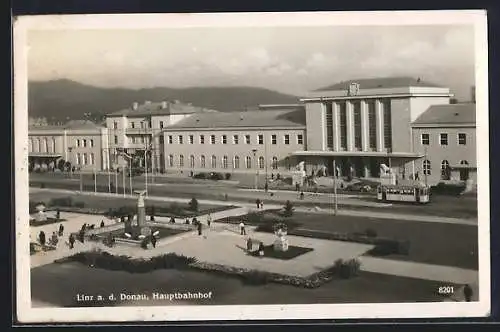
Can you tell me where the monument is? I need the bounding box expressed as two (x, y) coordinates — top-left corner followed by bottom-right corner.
(273, 223), (289, 252)
(34, 203), (47, 222)
(135, 190), (147, 228)
(379, 163), (396, 185)
(292, 161), (306, 186)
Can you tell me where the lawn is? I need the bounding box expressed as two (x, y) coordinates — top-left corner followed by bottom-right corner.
(249, 245), (314, 260)
(221, 211), (478, 270)
(31, 262), (452, 307)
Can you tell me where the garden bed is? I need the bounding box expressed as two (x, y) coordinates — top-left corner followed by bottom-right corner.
(29, 218), (67, 227)
(248, 245), (314, 260)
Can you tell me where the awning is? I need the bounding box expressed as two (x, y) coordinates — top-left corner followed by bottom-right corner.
(29, 153), (62, 158)
(291, 150), (424, 159)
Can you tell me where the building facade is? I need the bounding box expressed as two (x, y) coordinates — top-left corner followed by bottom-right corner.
(162, 108), (306, 176)
(28, 120), (109, 172)
(411, 103), (476, 185)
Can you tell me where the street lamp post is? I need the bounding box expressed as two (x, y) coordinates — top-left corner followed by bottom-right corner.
(68, 147), (73, 179)
(333, 159), (338, 215)
(252, 149), (258, 190)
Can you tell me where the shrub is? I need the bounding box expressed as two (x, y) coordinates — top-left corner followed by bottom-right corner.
(283, 200), (294, 217)
(193, 172), (208, 179)
(209, 172), (224, 181)
(337, 259), (361, 279)
(225, 173), (232, 180)
(188, 198), (199, 212)
(140, 238), (149, 249)
(369, 239), (400, 256)
(431, 182), (466, 196)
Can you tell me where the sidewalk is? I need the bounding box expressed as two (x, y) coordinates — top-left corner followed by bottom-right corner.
(30, 188), (477, 226)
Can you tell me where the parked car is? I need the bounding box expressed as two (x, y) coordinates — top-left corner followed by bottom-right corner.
(345, 182), (372, 192)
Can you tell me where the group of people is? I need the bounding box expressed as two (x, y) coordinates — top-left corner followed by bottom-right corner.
(167, 214), (213, 236)
(37, 223), (65, 248)
(255, 199), (264, 209)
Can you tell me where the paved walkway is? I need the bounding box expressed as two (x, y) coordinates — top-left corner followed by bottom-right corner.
(30, 188), (477, 226)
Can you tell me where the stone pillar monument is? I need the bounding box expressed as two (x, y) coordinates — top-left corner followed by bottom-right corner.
(136, 190), (146, 228)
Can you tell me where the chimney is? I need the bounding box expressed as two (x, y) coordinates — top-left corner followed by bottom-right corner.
(161, 101), (168, 109)
(132, 102), (139, 110)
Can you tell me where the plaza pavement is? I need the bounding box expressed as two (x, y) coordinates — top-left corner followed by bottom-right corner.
(29, 188), (477, 226)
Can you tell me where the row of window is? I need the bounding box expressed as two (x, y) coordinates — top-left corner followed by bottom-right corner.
(75, 152), (96, 166)
(421, 159), (469, 176)
(113, 121), (165, 130)
(167, 133), (304, 145)
(167, 154), (290, 170)
(29, 137), (56, 153)
(421, 133), (467, 146)
(76, 139), (94, 148)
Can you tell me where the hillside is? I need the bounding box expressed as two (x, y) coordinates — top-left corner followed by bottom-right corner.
(28, 79), (300, 122)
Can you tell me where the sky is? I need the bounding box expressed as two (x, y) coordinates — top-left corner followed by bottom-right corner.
(27, 25), (476, 100)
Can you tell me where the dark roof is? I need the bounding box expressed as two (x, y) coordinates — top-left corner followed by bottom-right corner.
(107, 101), (217, 117)
(166, 109), (306, 130)
(412, 103), (476, 125)
(315, 76), (443, 91)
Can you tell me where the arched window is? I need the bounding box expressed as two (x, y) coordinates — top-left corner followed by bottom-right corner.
(258, 156), (265, 169)
(90, 153), (95, 165)
(423, 159), (431, 175)
(460, 160), (469, 165)
(190, 155), (195, 168)
(179, 155), (184, 167)
(441, 160), (450, 180)
(82, 153), (88, 165)
(272, 156), (278, 170)
(222, 156), (228, 169)
(83, 139), (87, 148)
(211, 155), (217, 169)
(234, 156), (240, 169)
(90, 139), (94, 147)
(246, 156), (252, 169)
(200, 155), (206, 168)
(76, 153), (81, 165)
(460, 160), (470, 181)
(168, 155), (174, 167)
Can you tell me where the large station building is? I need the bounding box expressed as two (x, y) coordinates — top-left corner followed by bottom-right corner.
(28, 76), (477, 186)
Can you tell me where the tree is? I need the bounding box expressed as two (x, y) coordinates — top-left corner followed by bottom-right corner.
(283, 200), (294, 217)
(188, 197), (199, 212)
(57, 159), (66, 171)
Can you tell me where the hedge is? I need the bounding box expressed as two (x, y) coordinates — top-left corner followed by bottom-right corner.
(430, 182), (466, 196)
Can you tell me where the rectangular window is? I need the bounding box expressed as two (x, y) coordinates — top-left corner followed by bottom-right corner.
(271, 134), (277, 145)
(233, 135), (239, 144)
(284, 134), (290, 145)
(169, 155), (174, 167)
(113, 121), (118, 129)
(82, 153), (87, 165)
(339, 101), (347, 150)
(440, 133), (448, 146)
(383, 99), (392, 150)
(189, 135), (194, 144)
(222, 135), (227, 144)
(210, 135), (216, 144)
(353, 101), (362, 150)
(83, 139), (87, 148)
(367, 100), (377, 150)
(114, 136), (118, 144)
(131, 122), (135, 129)
(76, 153), (81, 165)
(168, 135), (173, 144)
(178, 135), (183, 144)
(297, 134), (304, 145)
(458, 133), (467, 145)
(258, 134), (264, 145)
(421, 133), (430, 145)
(90, 139), (94, 147)
(200, 135), (205, 144)
(159, 136), (164, 144)
(326, 103), (333, 149)
(160, 121), (164, 129)
(90, 153), (95, 165)
(76, 139), (80, 147)
(245, 135), (251, 144)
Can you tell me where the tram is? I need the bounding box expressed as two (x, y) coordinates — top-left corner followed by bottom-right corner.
(376, 184), (430, 204)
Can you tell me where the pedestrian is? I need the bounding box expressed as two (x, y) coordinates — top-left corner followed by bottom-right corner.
(256, 198), (261, 209)
(100, 220), (105, 228)
(170, 216), (176, 224)
(258, 242), (265, 256)
(198, 222), (203, 236)
(264, 182), (269, 193)
(151, 236), (157, 248)
(79, 229), (85, 243)
(271, 173), (274, 180)
(207, 213), (212, 227)
(51, 232), (58, 247)
(246, 237), (253, 252)
(185, 218), (190, 225)
(58, 224), (64, 236)
(239, 222), (246, 235)
(277, 173), (281, 180)
(193, 217), (198, 226)
(300, 191), (304, 200)
(39, 231), (46, 246)
(260, 201), (264, 209)
(68, 234), (75, 249)
(463, 284), (473, 302)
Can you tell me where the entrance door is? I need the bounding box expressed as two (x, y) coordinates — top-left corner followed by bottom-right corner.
(459, 160), (470, 181)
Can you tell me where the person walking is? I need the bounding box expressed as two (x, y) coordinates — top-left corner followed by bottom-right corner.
(170, 216), (176, 224)
(260, 201), (264, 209)
(68, 233), (75, 249)
(239, 222), (246, 235)
(463, 284), (473, 302)
(198, 222), (203, 236)
(39, 231), (46, 246)
(100, 220), (105, 228)
(246, 237), (253, 252)
(58, 224), (64, 237)
(255, 199), (261, 209)
(51, 232), (58, 247)
(300, 191), (304, 200)
(207, 213), (212, 228)
(151, 235), (157, 249)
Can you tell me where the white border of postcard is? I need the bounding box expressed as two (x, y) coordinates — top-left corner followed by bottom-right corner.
(14, 10), (491, 323)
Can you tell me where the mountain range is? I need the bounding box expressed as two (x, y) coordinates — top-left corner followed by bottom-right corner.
(27, 79), (300, 123)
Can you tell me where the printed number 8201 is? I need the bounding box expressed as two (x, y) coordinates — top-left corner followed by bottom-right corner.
(438, 286), (455, 294)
